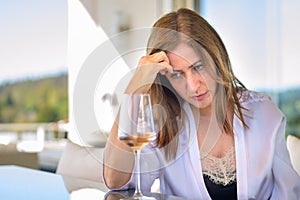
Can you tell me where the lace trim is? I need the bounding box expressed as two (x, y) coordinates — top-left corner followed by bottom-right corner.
(201, 147), (236, 186)
(238, 90), (271, 104)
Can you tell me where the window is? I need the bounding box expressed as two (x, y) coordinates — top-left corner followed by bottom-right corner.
(201, 0), (300, 138)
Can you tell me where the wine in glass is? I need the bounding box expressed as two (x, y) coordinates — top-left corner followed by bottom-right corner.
(118, 94), (157, 199)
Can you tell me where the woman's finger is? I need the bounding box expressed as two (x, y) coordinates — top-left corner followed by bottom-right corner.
(139, 51), (169, 65)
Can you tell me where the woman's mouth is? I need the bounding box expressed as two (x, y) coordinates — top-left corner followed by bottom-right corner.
(192, 91), (208, 100)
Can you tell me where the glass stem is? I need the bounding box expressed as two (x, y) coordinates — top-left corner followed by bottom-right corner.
(134, 149), (143, 197)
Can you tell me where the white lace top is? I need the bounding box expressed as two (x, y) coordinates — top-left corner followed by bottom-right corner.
(201, 147), (236, 186)
(198, 90), (265, 186)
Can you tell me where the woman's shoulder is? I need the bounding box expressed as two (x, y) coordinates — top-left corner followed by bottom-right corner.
(238, 89), (272, 104)
(238, 89), (284, 121)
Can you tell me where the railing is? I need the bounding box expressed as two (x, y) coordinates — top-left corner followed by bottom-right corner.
(0, 122), (68, 152)
(0, 122), (68, 138)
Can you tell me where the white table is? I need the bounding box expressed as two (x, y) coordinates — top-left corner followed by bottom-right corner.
(0, 165), (108, 200)
(0, 165), (184, 200)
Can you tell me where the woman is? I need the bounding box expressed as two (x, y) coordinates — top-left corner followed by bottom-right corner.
(103, 8), (300, 199)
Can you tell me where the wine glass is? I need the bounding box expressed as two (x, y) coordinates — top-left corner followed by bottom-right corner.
(118, 94), (157, 199)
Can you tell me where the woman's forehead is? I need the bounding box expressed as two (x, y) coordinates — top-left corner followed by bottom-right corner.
(167, 43), (212, 67)
(167, 44), (199, 63)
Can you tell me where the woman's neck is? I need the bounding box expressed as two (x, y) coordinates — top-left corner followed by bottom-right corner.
(190, 104), (212, 119)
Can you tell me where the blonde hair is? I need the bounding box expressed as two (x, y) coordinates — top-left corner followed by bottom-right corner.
(147, 8), (248, 160)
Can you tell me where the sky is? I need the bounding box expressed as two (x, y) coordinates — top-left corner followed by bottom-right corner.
(0, 0), (67, 84)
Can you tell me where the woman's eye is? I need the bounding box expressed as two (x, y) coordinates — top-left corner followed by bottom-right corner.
(194, 64), (204, 71)
(170, 72), (182, 79)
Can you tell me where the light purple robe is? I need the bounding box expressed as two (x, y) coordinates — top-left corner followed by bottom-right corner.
(106, 91), (300, 199)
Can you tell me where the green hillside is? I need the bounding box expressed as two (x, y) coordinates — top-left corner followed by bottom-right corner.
(258, 87), (300, 138)
(0, 74), (68, 123)
(278, 88), (300, 137)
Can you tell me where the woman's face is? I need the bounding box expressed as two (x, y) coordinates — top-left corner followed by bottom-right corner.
(165, 43), (217, 114)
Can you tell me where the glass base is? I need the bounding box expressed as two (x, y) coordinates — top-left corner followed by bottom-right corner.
(105, 190), (182, 200)
(121, 196), (156, 200)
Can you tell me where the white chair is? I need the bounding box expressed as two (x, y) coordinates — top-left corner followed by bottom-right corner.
(286, 134), (300, 176)
(56, 139), (105, 182)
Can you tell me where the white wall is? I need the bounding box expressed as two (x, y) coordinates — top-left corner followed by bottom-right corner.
(68, 0), (159, 145)
(68, 0), (110, 145)
(93, 0), (159, 36)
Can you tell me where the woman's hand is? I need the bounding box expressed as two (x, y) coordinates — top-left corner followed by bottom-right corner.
(125, 51), (173, 94)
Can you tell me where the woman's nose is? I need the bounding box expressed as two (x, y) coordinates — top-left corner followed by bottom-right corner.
(185, 73), (201, 92)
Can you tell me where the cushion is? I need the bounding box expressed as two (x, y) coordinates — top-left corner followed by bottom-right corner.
(287, 135), (300, 175)
(56, 140), (104, 182)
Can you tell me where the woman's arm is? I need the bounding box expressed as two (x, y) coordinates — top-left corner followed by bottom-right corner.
(103, 51), (172, 189)
(103, 117), (135, 189)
